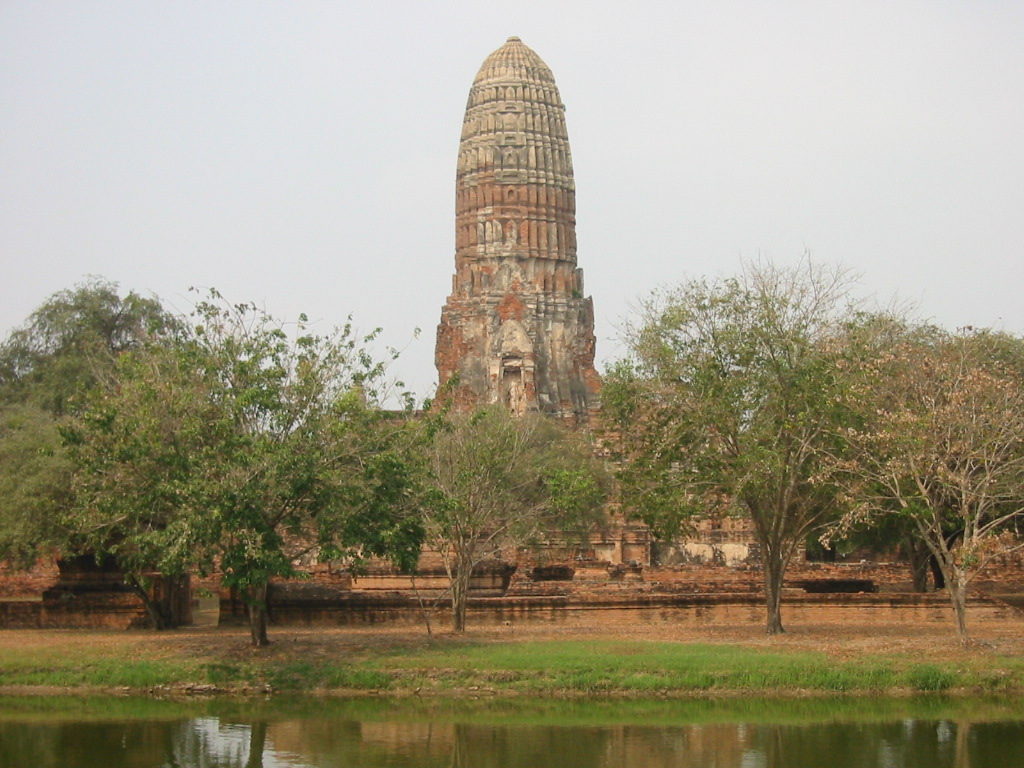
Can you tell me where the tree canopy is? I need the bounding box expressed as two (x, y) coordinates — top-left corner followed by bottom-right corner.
(0, 403), (72, 568)
(421, 406), (608, 632)
(4, 272), (1023, 647)
(0, 279), (174, 574)
(0, 277), (173, 414)
(60, 291), (424, 643)
(833, 324), (1024, 643)
(605, 261), (859, 634)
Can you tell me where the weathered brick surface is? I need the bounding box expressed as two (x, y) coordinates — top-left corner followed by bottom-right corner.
(0, 558), (59, 598)
(38, 591), (150, 629)
(0, 557), (189, 629)
(0, 600), (43, 628)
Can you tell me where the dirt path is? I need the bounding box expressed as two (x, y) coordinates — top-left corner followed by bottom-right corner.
(3, 601), (1020, 669)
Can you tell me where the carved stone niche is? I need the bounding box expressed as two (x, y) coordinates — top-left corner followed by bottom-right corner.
(501, 356), (527, 415)
(491, 319), (536, 414)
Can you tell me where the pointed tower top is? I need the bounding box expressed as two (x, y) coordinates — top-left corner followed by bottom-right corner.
(474, 36), (554, 86)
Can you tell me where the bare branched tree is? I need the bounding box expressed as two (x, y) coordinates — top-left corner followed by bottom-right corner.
(834, 327), (1024, 644)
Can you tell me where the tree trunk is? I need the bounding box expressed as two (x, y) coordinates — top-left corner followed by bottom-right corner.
(931, 530), (962, 592)
(411, 574), (433, 636)
(764, 553), (786, 635)
(904, 536), (932, 592)
(127, 573), (169, 630)
(245, 721), (267, 768)
(247, 582), (270, 647)
(929, 553), (946, 590)
(450, 551), (473, 633)
(947, 567), (970, 646)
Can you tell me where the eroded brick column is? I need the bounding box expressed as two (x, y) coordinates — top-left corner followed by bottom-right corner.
(435, 37), (600, 422)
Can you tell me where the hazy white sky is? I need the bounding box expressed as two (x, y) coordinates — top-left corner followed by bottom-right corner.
(3, 1), (1022, 399)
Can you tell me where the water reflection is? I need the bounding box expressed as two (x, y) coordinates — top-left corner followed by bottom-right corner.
(0, 699), (1021, 768)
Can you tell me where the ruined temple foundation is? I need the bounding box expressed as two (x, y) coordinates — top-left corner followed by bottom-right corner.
(208, 557), (1024, 628)
(0, 556), (190, 629)
(3, 549), (1024, 629)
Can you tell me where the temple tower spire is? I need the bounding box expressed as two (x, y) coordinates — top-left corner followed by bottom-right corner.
(435, 37), (600, 421)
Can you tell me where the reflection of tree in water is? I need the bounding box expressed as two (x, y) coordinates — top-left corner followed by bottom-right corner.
(971, 721), (1024, 767)
(954, 720), (972, 768)
(444, 720), (1024, 768)
(245, 721), (267, 768)
(158, 717), (1024, 767)
(447, 723), (609, 768)
(0, 720), (179, 768)
(604, 724), (750, 766)
(166, 718), (294, 768)
(3, 712), (1024, 767)
(283, 718), (450, 767)
(167, 718), (250, 766)
(448, 726), (466, 768)
(751, 720), (970, 768)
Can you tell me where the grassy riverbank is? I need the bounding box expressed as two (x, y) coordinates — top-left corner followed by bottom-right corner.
(2, 624), (1024, 697)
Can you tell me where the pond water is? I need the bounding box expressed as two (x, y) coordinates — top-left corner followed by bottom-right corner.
(0, 696), (1022, 767)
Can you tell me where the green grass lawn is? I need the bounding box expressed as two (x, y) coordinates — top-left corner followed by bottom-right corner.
(0, 640), (201, 688)
(365, 639), (1024, 695)
(2, 635), (1022, 697)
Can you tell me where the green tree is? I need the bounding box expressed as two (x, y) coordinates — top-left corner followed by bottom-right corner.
(835, 327), (1024, 644)
(605, 261), (857, 634)
(0, 404), (72, 567)
(58, 340), (218, 627)
(421, 406), (607, 632)
(0, 279), (174, 578)
(0, 277), (172, 414)
(63, 292), (423, 644)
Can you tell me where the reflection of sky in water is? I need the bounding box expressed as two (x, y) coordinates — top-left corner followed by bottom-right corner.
(164, 718), (315, 768)
(936, 721), (953, 743)
(877, 740), (899, 768)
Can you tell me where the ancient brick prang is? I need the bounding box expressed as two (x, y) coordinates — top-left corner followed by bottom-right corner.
(435, 37), (600, 422)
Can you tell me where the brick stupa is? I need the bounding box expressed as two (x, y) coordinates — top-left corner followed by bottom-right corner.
(434, 37), (600, 422)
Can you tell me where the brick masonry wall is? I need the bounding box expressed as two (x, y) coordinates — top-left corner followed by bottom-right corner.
(0, 558), (59, 598)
